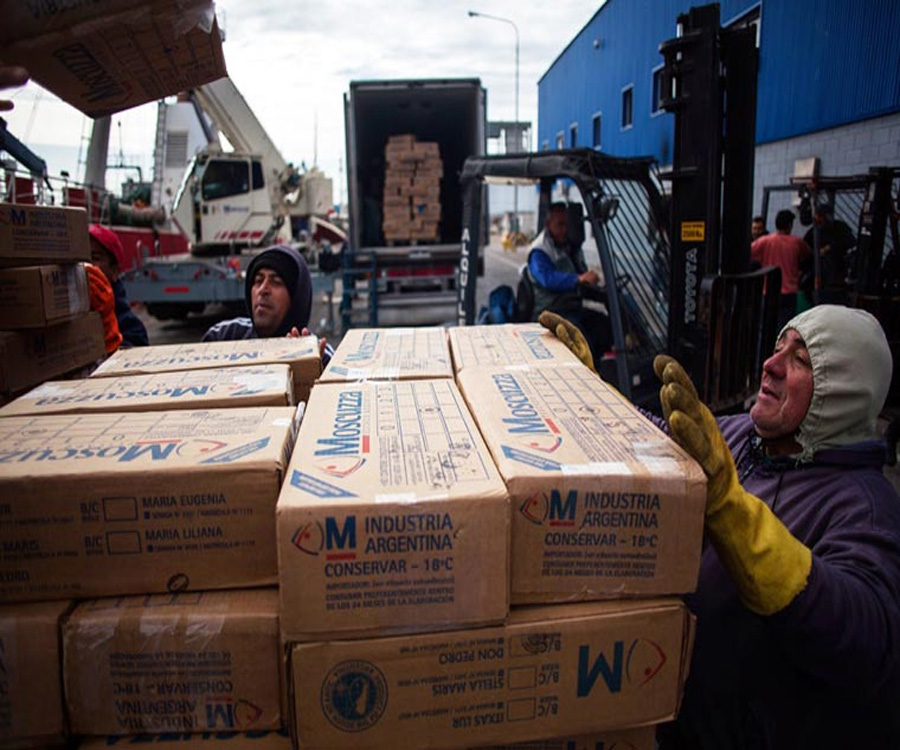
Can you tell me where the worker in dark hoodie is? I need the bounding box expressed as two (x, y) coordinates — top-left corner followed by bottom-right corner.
(541, 305), (900, 749)
(202, 244), (331, 362)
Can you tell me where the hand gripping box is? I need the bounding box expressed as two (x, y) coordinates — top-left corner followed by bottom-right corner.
(0, 365), (294, 418)
(455, 366), (706, 604)
(289, 598), (694, 749)
(319, 327), (453, 383)
(0, 263), (90, 328)
(0, 600), (73, 747)
(0, 407), (299, 603)
(448, 324), (584, 375)
(63, 589), (282, 736)
(0, 204), (91, 267)
(277, 379), (510, 641)
(90, 337), (321, 404)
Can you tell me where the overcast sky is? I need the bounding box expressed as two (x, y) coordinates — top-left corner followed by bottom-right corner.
(4, 1), (600, 201)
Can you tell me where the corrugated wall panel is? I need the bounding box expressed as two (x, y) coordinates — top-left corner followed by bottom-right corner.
(538, 0), (756, 161)
(539, 0), (900, 158)
(757, 0), (900, 142)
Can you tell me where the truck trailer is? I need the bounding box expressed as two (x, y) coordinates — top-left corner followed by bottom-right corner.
(342, 78), (487, 328)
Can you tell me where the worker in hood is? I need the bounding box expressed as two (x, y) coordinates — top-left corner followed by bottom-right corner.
(89, 224), (149, 348)
(203, 244), (331, 362)
(541, 305), (900, 749)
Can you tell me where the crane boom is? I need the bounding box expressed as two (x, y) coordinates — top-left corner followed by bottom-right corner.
(193, 77), (288, 176)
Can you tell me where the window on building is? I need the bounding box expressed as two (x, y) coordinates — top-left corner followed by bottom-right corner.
(651, 66), (665, 115)
(541, 140), (549, 151)
(569, 123), (578, 148)
(555, 132), (565, 150)
(592, 113), (602, 149)
(622, 85), (634, 130)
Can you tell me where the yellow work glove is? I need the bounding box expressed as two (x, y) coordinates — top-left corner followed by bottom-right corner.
(654, 355), (811, 615)
(538, 311), (595, 372)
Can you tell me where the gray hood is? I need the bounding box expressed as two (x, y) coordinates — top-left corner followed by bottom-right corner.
(781, 305), (892, 461)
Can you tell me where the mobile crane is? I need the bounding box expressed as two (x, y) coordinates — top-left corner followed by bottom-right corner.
(123, 76), (344, 321)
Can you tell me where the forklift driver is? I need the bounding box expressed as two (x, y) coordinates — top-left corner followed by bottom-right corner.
(541, 305), (900, 749)
(202, 244), (331, 363)
(525, 202), (612, 361)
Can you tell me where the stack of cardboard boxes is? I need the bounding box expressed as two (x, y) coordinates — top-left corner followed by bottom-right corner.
(382, 134), (443, 244)
(276, 325), (706, 750)
(0, 322), (705, 750)
(0, 338), (322, 747)
(0, 205), (105, 401)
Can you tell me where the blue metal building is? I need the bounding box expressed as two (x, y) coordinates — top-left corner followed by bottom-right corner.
(538, 0), (900, 210)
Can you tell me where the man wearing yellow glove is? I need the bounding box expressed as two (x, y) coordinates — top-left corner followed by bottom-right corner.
(542, 305), (900, 748)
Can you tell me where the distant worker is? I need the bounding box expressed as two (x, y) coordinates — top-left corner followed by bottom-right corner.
(525, 202), (612, 362)
(202, 244), (332, 362)
(88, 224), (149, 348)
(802, 201), (856, 304)
(751, 209), (811, 331)
(751, 215), (768, 242)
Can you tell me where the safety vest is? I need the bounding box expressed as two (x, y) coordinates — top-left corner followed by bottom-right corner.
(527, 249), (582, 321)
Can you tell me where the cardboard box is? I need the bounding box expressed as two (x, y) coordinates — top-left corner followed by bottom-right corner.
(90, 337), (321, 404)
(277, 379), (509, 641)
(0, 600), (73, 746)
(455, 366), (706, 603)
(0, 407), (299, 603)
(0, 312), (106, 397)
(0, 0), (227, 119)
(0, 364), (294, 418)
(0, 263), (90, 328)
(0, 204), (90, 267)
(63, 589), (281, 735)
(79, 730), (292, 750)
(289, 599), (694, 749)
(448, 324), (585, 375)
(475, 725), (656, 750)
(319, 327), (452, 384)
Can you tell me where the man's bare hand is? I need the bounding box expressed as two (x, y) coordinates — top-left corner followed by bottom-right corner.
(579, 269), (599, 286)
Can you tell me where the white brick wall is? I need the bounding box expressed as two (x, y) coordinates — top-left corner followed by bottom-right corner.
(752, 112), (900, 214)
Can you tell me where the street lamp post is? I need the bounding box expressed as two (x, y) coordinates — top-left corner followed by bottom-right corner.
(468, 9), (520, 232)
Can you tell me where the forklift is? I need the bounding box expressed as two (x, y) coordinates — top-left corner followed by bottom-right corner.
(458, 4), (779, 414)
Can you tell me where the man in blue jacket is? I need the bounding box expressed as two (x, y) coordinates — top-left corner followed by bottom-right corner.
(526, 202), (611, 360)
(542, 305), (900, 749)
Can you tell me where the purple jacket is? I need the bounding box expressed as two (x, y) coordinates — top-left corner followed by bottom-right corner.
(657, 413), (900, 749)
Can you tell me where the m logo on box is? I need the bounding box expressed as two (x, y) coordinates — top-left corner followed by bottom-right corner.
(205, 698), (263, 729)
(292, 516), (357, 557)
(577, 639), (667, 696)
(519, 489), (577, 525)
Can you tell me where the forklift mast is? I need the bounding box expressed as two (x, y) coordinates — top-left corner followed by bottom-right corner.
(659, 3), (761, 392)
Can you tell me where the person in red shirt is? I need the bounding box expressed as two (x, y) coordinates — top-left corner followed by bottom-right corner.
(751, 209), (811, 330)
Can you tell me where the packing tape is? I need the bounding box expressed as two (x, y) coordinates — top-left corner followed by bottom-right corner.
(562, 461), (631, 475)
